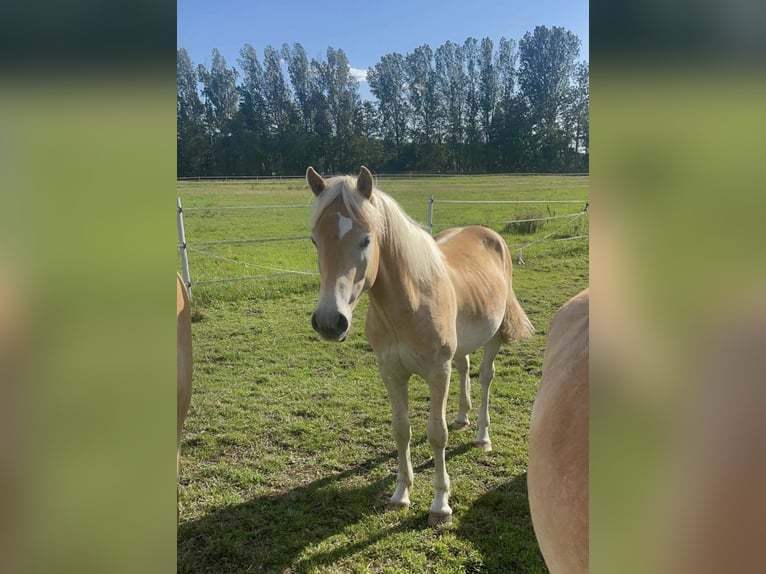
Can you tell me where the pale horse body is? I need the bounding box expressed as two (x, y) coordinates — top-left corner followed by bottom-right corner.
(177, 274), (192, 480)
(307, 166), (535, 525)
(528, 288), (589, 573)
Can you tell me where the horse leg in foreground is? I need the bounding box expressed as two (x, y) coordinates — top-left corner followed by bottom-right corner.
(528, 288), (588, 574)
(423, 363), (453, 525)
(381, 368), (414, 511)
(177, 274), (192, 518)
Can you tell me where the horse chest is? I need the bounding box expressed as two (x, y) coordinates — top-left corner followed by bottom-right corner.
(366, 308), (455, 376)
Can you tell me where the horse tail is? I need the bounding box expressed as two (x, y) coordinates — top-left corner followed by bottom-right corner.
(500, 247), (535, 344)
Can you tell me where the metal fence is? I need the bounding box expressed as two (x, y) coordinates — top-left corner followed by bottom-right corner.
(177, 193), (588, 297)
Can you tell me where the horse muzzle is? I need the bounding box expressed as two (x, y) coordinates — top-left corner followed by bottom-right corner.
(311, 310), (350, 342)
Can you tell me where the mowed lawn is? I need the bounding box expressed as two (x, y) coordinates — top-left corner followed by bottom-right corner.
(177, 174), (589, 573)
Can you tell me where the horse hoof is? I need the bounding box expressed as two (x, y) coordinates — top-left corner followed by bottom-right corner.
(428, 511), (453, 526)
(386, 501), (410, 512)
(475, 441), (492, 452)
(451, 420), (470, 430)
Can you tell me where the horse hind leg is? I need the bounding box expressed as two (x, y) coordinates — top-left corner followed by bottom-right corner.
(475, 336), (502, 452)
(451, 354), (471, 430)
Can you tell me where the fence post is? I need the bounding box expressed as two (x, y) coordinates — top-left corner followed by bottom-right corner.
(177, 196), (192, 297)
(428, 194), (434, 235)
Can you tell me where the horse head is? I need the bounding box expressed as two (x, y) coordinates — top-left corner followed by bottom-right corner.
(307, 166), (381, 342)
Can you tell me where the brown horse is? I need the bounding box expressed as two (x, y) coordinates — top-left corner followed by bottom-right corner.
(307, 166), (534, 525)
(528, 288), (589, 573)
(177, 274), (192, 482)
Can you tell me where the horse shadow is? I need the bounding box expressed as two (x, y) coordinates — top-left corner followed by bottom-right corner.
(178, 445), (544, 573)
(455, 471), (548, 573)
(178, 440), (461, 573)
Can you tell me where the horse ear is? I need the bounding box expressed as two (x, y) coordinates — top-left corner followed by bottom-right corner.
(357, 166), (374, 199)
(306, 166), (327, 196)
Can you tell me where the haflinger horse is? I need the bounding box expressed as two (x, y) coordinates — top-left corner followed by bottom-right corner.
(306, 166), (535, 526)
(177, 274), (192, 484)
(527, 288), (588, 573)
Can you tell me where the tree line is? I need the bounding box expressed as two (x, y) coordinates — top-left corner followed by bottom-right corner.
(177, 25), (588, 177)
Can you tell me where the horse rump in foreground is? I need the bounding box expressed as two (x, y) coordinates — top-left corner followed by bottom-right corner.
(307, 166), (534, 525)
(528, 288), (588, 573)
(177, 274), (192, 518)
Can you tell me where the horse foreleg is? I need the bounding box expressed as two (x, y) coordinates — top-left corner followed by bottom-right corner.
(426, 366), (452, 525)
(476, 337), (501, 451)
(382, 370), (413, 510)
(452, 354), (471, 430)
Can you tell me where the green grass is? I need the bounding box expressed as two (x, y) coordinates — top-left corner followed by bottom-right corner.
(177, 175), (588, 573)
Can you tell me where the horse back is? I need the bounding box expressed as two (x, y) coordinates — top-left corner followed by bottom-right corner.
(435, 226), (531, 352)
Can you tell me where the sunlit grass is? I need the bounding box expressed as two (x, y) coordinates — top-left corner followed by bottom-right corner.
(177, 175), (588, 573)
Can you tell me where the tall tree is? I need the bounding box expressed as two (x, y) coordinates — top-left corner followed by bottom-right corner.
(177, 28), (588, 176)
(282, 43), (312, 132)
(237, 44), (266, 131)
(495, 37), (517, 104)
(197, 49), (239, 138)
(405, 45), (444, 170)
(196, 49), (239, 174)
(477, 37), (497, 145)
(568, 61), (589, 170)
(261, 44), (297, 173)
(463, 37), (482, 171)
(235, 44), (268, 174)
(177, 48), (211, 176)
(323, 47), (360, 171)
(368, 52), (409, 167)
(261, 45), (293, 135)
(435, 41), (466, 172)
(177, 48), (203, 136)
(518, 26), (580, 170)
(305, 57), (332, 171)
(491, 36), (525, 171)
(405, 45), (440, 144)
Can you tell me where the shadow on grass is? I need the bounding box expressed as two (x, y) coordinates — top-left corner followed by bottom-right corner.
(456, 471), (547, 573)
(178, 449), (393, 573)
(177, 443), (541, 573)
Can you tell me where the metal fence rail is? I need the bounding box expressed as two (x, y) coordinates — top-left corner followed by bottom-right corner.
(177, 194), (588, 296)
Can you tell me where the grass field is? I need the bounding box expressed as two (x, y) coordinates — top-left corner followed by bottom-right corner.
(177, 174), (589, 573)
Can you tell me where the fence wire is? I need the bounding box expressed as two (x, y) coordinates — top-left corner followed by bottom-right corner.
(178, 196), (588, 288)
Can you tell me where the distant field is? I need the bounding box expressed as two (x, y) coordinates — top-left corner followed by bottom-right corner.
(177, 175), (589, 573)
(177, 174), (588, 302)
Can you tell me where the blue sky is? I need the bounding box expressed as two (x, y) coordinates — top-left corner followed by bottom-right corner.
(178, 0), (588, 97)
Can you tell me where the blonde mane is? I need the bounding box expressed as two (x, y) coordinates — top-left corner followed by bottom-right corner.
(308, 175), (446, 284)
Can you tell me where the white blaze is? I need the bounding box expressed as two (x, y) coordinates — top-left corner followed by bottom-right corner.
(338, 214), (353, 239)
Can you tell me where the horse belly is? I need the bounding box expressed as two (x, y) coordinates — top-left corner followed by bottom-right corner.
(455, 312), (503, 356)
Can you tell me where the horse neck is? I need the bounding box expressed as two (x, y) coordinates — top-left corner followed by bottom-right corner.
(369, 243), (420, 312)
(368, 202), (442, 312)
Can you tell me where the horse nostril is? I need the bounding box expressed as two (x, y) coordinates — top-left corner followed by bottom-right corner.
(336, 314), (348, 335)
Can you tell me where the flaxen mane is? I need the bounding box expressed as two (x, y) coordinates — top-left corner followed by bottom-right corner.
(308, 175), (447, 285)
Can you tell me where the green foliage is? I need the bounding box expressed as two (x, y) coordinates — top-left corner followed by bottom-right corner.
(503, 206), (551, 235)
(177, 175), (588, 572)
(177, 26), (589, 177)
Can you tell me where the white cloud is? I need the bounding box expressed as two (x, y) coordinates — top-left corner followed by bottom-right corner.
(349, 67), (368, 82)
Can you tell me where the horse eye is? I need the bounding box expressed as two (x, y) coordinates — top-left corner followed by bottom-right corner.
(360, 236), (371, 249)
